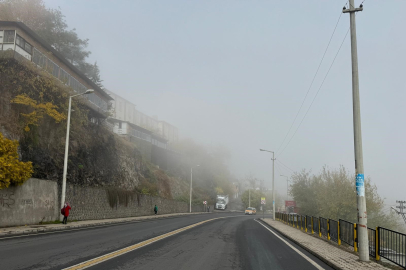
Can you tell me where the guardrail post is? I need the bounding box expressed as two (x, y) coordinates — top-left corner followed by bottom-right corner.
(305, 216), (307, 232)
(353, 223), (358, 252)
(319, 219), (321, 237)
(297, 216), (300, 229)
(338, 221), (341, 245)
(311, 217), (314, 234)
(376, 227), (380, 261)
(327, 219), (330, 240)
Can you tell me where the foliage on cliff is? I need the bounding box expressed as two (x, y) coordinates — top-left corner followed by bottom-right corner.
(0, 132), (33, 189)
(0, 58), (173, 198)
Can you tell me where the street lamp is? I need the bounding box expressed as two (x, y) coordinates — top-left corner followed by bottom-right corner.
(280, 175), (290, 199)
(60, 89), (94, 219)
(190, 165), (200, 213)
(260, 149), (275, 220)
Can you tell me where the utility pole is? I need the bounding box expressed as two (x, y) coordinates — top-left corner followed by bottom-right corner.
(394, 201), (406, 225)
(343, 0), (368, 261)
(260, 149), (275, 220)
(249, 188), (250, 208)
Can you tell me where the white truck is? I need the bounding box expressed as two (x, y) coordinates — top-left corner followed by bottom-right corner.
(215, 195), (229, 210)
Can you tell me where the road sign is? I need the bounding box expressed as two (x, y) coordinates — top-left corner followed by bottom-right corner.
(203, 201), (207, 205)
(261, 197), (266, 205)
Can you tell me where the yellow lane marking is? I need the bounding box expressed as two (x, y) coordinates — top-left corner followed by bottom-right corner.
(63, 216), (231, 270)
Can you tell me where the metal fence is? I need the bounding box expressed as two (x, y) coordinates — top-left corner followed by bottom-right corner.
(320, 217), (328, 238)
(313, 216), (319, 235)
(339, 219), (354, 247)
(306, 215), (312, 232)
(275, 212), (406, 268)
(329, 219), (338, 243)
(379, 227), (406, 268)
(368, 227), (376, 258)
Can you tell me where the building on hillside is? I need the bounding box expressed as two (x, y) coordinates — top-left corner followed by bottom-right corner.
(158, 121), (179, 145)
(0, 21), (112, 117)
(105, 89), (179, 144)
(109, 118), (172, 169)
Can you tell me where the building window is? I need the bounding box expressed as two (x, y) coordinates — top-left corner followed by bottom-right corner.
(3, 30), (15, 43)
(14, 35), (32, 54)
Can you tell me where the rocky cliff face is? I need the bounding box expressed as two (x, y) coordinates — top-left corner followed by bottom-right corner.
(0, 58), (186, 199)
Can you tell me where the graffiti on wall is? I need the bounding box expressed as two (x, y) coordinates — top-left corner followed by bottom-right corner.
(0, 192), (15, 208)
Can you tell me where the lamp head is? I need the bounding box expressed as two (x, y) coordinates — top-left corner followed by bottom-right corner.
(85, 89), (94, 94)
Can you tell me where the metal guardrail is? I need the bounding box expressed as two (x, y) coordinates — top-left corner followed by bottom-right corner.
(276, 212), (406, 268)
(378, 227), (406, 268)
(306, 215), (312, 233)
(329, 219), (339, 243)
(368, 227), (376, 258)
(313, 216), (319, 235)
(339, 219), (355, 247)
(320, 217), (328, 238)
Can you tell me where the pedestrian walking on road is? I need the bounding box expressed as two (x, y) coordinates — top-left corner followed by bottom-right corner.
(61, 202), (71, 224)
(154, 205), (158, 215)
(208, 206), (210, 212)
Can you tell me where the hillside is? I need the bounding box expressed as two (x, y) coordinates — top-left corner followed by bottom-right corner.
(0, 57), (201, 200)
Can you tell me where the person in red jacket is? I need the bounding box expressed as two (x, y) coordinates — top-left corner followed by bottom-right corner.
(62, 202), (71, 224)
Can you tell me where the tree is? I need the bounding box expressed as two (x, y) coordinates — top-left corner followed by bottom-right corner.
(290, 166), (400, 230)
(0, 0), (97, 81)
(0, 132), (33, 189)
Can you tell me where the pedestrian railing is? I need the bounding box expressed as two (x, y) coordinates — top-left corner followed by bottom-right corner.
(320, 217), (328, 238)
(306, 215), (312, 233)
(313, 216), (319, 236)
(378, 227), (406, 268)
(275, 212), (406, 268)
(339, 219), (355, 247)
(329, 219), (339, 243)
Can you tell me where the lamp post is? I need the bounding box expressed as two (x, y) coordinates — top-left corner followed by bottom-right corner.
(60, 89), (94, 220)
(190, 165), (200, 213)
(280, 175), (290, 199)
(260, 149), (275, 220)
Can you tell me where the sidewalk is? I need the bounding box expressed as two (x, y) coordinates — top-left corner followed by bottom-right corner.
(0, 212), (209, 237)
(261, 218), (391, 270)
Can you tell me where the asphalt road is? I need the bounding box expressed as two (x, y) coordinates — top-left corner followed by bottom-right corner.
(0, 213), (333, 270)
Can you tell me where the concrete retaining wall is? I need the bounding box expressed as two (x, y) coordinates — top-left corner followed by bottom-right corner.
(0, 178), (59, 227)
(0, 178), (203, 227)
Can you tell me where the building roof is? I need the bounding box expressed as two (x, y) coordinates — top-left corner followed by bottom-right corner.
(0, 21), (113, 101)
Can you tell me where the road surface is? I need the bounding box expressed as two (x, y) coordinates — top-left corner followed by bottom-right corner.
(0, 213), (333, 270)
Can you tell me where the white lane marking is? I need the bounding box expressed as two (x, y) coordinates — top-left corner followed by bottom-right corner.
(256, 220), (326, 270)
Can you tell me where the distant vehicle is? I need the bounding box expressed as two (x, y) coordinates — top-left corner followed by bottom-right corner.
(245, 207), (257, 215)
(215, 195), (229, 210)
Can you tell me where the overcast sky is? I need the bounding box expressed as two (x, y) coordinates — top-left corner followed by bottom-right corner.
(44, 0), (405, 209)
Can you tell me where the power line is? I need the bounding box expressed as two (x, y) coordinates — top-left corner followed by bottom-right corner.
(277, 159), (295, 173)
(278, 27), (351, 157)
(275, 12), (344, 155)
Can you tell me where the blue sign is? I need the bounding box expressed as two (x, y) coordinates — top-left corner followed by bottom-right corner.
(356, 174), (365, 197)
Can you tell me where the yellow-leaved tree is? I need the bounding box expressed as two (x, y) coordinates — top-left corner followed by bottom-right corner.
(11, 94), (66, 131)
(0, 132), (33, 189)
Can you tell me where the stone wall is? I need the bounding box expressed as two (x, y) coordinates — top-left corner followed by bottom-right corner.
(65, 184), (203, 221)
(0, 178), (59, 227)
(0, 178), (204, 227)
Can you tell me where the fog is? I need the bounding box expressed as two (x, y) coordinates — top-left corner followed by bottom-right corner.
(43, 0), (406, 210)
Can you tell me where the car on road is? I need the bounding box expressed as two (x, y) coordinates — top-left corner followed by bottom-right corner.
(245, 207), (257, 215)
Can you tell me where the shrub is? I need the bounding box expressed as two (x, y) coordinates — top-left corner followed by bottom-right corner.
(0, 132), (33, 189)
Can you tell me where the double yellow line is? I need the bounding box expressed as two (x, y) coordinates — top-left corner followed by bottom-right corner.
(63, 216), (226, 270)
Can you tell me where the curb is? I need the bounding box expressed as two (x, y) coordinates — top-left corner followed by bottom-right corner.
(258, 218), (345, 270)
(0, 212), (211, 238)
